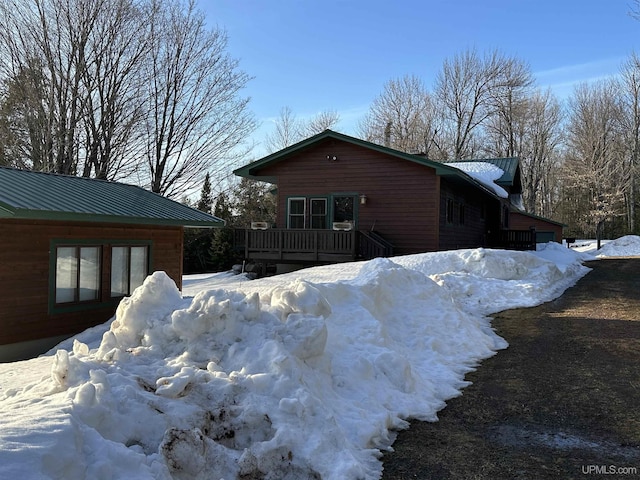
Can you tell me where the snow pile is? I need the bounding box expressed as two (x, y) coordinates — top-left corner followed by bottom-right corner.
(446, 161), (508, 198)
(0, 246), (592, 479)
(394, 245), (591, 315)
(596, 235), (640, 257)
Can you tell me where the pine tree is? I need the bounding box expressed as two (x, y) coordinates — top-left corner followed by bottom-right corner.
(184, 173), (215, 273)
(210, 191), (238, 271)
(196, 173), (213, 213)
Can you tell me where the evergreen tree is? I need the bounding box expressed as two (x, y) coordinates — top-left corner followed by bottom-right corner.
(196, 173), (213, 213)
(210, 191), (239, 271)
(231, 178), (277, 227)
(183, 173), (216, 273)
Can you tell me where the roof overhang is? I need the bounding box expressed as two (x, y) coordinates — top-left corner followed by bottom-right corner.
(234, 130), (510, 202)
(234, 129), (461, 182)
(0, 204), (225, 228)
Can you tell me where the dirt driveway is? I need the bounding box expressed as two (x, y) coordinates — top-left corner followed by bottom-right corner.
(382, 258), (640, 479)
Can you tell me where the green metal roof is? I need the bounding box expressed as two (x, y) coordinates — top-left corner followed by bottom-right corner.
(0, 167), (224, 228)
(234, 129), (514, 200)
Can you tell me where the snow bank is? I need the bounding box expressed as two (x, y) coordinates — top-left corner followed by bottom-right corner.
(596, 235), (640, 257)
(394, 245), (591, 315)
(0, 246), (592, 480)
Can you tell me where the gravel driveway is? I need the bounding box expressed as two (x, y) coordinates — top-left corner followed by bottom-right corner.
(382, 258), (640, 479)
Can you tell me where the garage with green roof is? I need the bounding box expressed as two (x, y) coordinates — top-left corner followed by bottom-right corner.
(0, 166), (223, 361)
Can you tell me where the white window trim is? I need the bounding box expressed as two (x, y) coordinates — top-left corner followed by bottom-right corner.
(287, 197), (307, 229)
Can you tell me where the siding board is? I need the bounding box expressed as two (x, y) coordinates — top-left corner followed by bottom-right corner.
(0, 219), (184, 346)
(258, 140), (440, 254)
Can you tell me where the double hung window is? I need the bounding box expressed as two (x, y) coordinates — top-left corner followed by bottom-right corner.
(287, 198), (306, 229)
(310, 198), (328, 229)
(287, 195), (355, 229)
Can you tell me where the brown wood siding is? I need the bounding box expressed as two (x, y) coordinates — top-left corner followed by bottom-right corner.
(510, 212), (564, 242)
(0, 219), (184, 345)
(438, 179), (493, 250)
(258, 139), (440, 255)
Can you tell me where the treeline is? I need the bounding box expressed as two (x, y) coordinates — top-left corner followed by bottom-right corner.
(183, 174), (276, 273)
(0, 0), (255, 199)
(352, 49), (640, 239)
(2, 1), (637, 244)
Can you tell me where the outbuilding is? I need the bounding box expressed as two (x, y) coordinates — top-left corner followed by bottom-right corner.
(0, 167), (222, 361)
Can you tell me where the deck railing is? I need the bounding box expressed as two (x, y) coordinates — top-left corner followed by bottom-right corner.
(359, 230), (394, 259)
(491, 228), (536, 251)
(241, 228), (358, 263)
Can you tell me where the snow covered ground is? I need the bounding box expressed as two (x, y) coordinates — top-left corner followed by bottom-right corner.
(0, 237), (639, 479)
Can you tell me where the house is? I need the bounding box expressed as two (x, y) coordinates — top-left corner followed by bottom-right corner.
(0, 167), (223, 361)
(233, 129), (562, 266)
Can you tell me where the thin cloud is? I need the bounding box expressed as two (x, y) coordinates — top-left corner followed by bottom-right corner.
(535, 57), (625, 93)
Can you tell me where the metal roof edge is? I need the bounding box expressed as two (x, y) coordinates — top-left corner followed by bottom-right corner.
(4, 209), (224, 227)
(233, 129), (460, 180)
(511, 209), (566, 227)
(0, 202), (16, 217)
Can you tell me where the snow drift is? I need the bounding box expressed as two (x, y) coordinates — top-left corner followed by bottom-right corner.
(0, 245), (594, 479)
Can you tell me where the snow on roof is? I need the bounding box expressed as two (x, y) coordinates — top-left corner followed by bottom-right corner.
(445, 161), (509, 198)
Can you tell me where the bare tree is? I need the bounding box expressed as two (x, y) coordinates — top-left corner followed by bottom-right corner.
(141, 0), (255, 198)
(562, 80), (627, 244)
(483, 56), (534, 157)
(1, 0), (255, 198)
(619, 52), (640, 233)
(522, 90), (563, 217)
(0, 58), (52, 169)
(358, 74), (440, 156)
(0, 0), (148, 178)
(79, 0), (149, 180)
(301, 109), (340, 136)
(264, 106), (340, 153)
(264, 106), (301, 153)
(0, 0), (86, 174)
(435, 49), (531, 159)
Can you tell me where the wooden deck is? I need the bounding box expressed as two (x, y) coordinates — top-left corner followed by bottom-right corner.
(235, 227), (535, 266)
(236, 228), (394, 264)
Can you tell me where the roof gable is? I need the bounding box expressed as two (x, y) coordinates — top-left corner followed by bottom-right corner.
(234, 129), (463, 182)
(0, 167), (223, 227)
(234, 129), (519, 200)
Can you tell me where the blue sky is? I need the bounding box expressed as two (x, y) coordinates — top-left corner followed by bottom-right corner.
(202, 0), (640, 157)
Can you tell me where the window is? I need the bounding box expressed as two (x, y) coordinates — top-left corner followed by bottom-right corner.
(286, 195), (355, 229)
(333, 196), (355, 223)
(446, 199), (455, 224)
(310, 198), (327, 229)
(111, 246), (149, 297)
(55, 246), (101, 304)
(288, 198), (306, 229)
